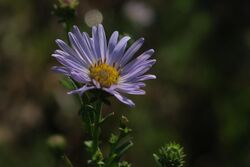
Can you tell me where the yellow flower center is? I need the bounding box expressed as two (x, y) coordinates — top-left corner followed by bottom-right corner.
(89, 63), (119, 87)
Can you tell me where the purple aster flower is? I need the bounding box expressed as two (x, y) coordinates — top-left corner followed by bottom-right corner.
(52, 24), (156, 107)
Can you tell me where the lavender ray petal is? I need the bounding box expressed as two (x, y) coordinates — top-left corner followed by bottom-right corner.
(119, 38), (144, 66)
(52, 54), (89, 74)
(68, 32), (93, 65)
(121, 49), (154, 74)
(133, 74), (156, 82)
(92, 79), (101, 88)
(97, 24), (107, 62)
(82, 32), (98, 62)
(56, 39), (75, 55)
(120, 64), (155, 83)
(109, 36), (130, 65)
(107, 31), (119, 62)
(67, 85), (95, 96)
(103, 88), (135, 107)
(92, 26), (101, 60)
(70, 71), (91, 83)
(51, 66), (70, 75)
(116, 87), (146, 95)
(71, 25), (96, 63)
(121, 59), (156, 75)
(56, 39), (86, 64)
(54, 49), (88, 67)
(115, 83), (140, 90)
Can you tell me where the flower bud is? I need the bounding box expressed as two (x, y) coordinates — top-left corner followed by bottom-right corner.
(58, 0), (79, 9)
(47, 134), (67, 153)
(119, 161), (131, 167)
(153, 142), (185, 167)
(120, 115), (129, 125)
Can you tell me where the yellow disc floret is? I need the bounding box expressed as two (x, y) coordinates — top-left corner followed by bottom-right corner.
(89, 63), (119, 87)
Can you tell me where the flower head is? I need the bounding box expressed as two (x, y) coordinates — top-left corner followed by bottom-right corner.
(58, 0), (79, 9)
(52, 24), (156, 107)
(153, 142), (185, 167)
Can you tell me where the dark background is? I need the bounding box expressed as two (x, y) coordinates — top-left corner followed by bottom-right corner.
(0, 0), (250, 166)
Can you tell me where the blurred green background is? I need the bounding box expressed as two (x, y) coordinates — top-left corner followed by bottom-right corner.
(0, 0), (250, 166)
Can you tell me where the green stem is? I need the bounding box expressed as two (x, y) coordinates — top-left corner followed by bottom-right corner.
(105, 133), (124, 166)
(105, 129), (124, 166)
(62, 154), (74, 167)
(92, 100), (102, 153)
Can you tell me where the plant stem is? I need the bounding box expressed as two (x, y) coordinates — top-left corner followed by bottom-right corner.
(92, 100), (102, 153)
(62, 154), (74, 167)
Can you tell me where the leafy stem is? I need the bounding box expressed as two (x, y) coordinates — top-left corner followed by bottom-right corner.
(105, 116), (133, 167)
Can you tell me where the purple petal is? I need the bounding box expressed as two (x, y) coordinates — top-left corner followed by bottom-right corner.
(70, 71), (91, 83)
(121, 49), (154, 74)
(92, 26), (102, 61)
(119, 38), (144, 66)
(56, 39), (87, 65)
(68, 32), (93, 65)
(97, 24), (107, 62)
(68, 85), (95, 96)
(92, 79), (101, 88)
(109, 36), (131, 65)
(115, 83), (140, 89)
(56, 39), (76, 56)
(103, 88), (135, 107)
(120, 59), (156, 81)
(54, 49), (87, 67)
(121, 59), (156, 76)
(115, 86), (146, 95)
(52, 53), (89, 74)
(71, 25), (96, 63)
(107, 31), (119, 55)
(51, 66), (70, 75)
(134, 74), (156, 82)
(82, 32), (98, 62)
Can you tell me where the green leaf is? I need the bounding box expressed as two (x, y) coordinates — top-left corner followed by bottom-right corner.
(59, 77), (76, 90)
(100, 112), (114, 124)
(114, 140), (133, 160)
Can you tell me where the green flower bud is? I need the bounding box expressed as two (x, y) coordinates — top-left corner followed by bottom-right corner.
(153, 142), (185, 167)
(109, 133), (119, 144)
(120, 115), (129, 125)
(58, 0), (79, 9)
(47, 135), (67, 154)
(118, 161), (131, 167)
